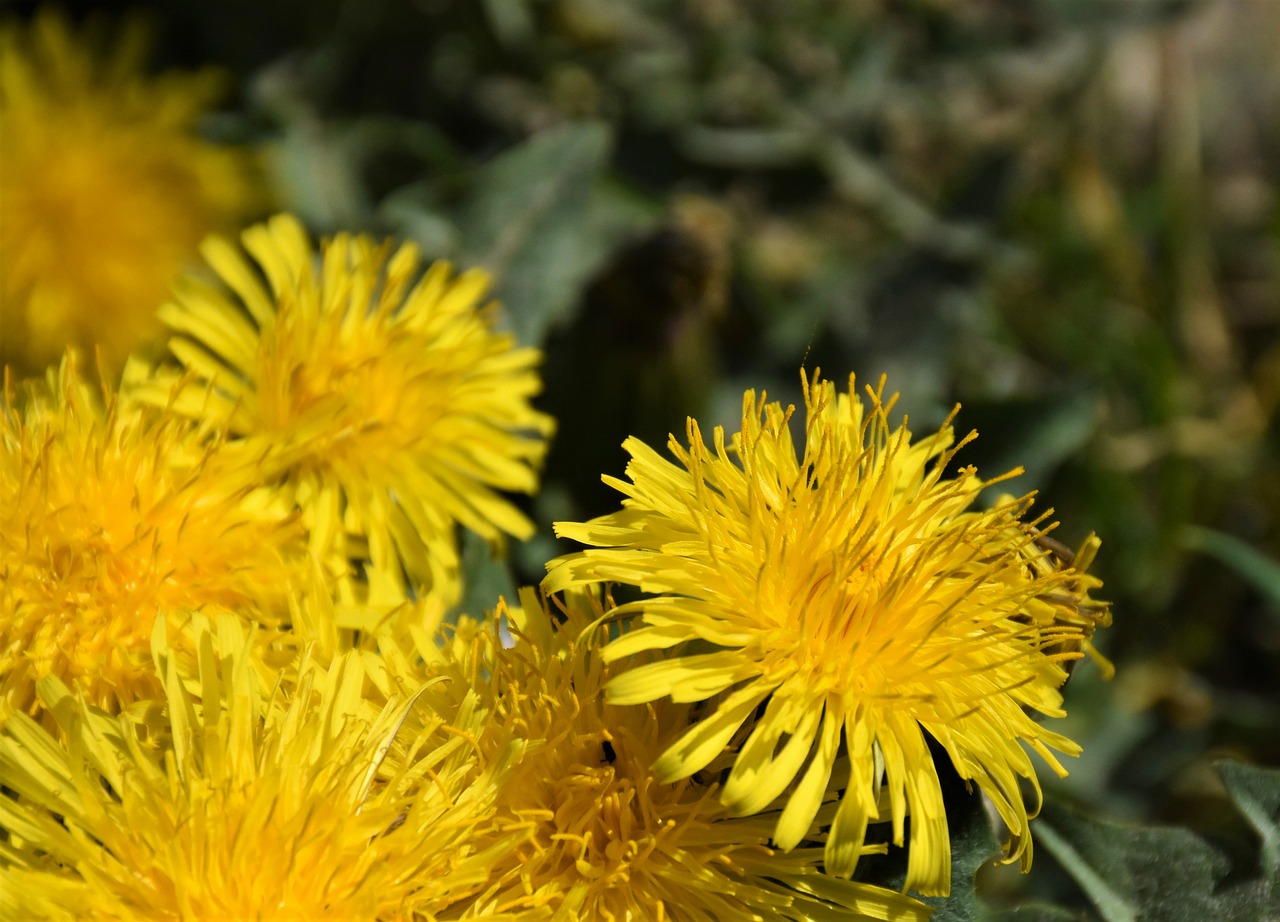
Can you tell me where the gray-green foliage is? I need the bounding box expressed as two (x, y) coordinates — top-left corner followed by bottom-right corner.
(1017, 762), (1280, 922)
(897, 761), (1280, 921)
(1181, 529), (1280, 620)
(452, 121), (625, 344)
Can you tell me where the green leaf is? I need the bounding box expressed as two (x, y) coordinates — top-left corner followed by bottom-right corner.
(983, 906), (1085, 922)
(1033, 807), (1146, 922)
(1181, 526), (1280, 615)
(267, 117), (372, 230)
(878, 783), (1005, 922)
(928, 789), (1004, 922)
(456, 121), (630, 346)
(449, 529), (517, 625)
(1217, 761), (1280, 894)
(1032, 760), (1280, 922)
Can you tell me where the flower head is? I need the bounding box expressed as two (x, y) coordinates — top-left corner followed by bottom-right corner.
(450, 587), (929, 922)
(0, 354), (302, 723)
(0, 614), (515, 921)
(545, 371), (1111, 895)
(0, 9), (260, 376)
(125, 214), (555, 601)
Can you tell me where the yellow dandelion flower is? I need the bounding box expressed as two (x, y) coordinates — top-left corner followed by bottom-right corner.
(545, 371), (1112, 896)
(0, 614), (519, 921)
(281, 552), (456, 701)
(0, 9), (261, 376)
(0, 354), (303, 723)
(1008, 519), (1113, 679)
(451, 587), (930, 922)
(124, 214), (556, 602)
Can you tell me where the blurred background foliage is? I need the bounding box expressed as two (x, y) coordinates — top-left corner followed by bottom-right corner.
(7, 0), (1280, 917)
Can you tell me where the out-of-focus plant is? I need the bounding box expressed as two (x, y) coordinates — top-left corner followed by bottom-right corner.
(0, 9), (263, 376)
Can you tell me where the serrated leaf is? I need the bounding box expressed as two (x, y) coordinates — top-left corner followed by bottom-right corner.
(456, 121), (622, 345)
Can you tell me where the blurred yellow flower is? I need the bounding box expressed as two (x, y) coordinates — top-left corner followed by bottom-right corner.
(125, 214), (555, 602)
(545, 371), (1111, 896)
(0, 354), (302, 723)
(0, 615), (516, 921)
(0, 9), (261, 376)
(451, 587), (930, 922)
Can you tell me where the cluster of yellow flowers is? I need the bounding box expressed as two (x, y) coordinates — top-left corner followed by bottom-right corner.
(0, 11), (1111, 922)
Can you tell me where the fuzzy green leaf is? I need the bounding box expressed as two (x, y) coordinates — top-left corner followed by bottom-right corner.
(457, 121), (628, 345)
(879, 784), (1005, 922)
(1034, 760), (1280, 922)
(1217, 761), (1280, 898)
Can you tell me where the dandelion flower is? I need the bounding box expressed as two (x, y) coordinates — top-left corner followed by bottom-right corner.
(125, 213), (555, 601)
(0, 354), (302, 722)
(451, 587), (930, 922)
(0, 614), (517, 921)
(0, 9), (260, 375)
(545, 371), (1111, 895)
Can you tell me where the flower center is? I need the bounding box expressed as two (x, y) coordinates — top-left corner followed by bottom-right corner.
(264, 327), (447, 477)
(522, 747), (670, 879)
